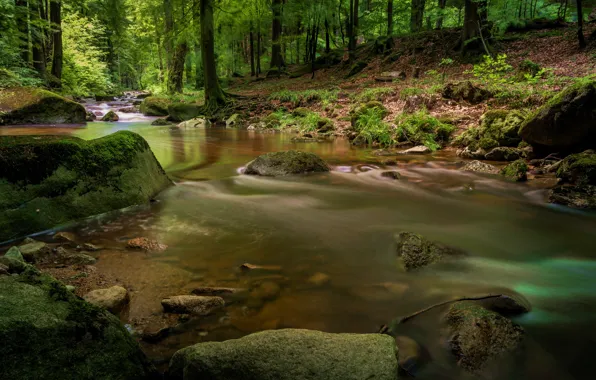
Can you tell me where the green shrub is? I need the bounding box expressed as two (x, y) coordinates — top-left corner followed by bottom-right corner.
(394, 110), (455, 151)
(354, 87), (395, 102)
(467, 54), (513, 85)
(354, 107), (395, 147)
(268, 89), (338, 106)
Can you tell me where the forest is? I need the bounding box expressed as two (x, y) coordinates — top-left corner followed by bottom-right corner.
(1, 0), (596, 380)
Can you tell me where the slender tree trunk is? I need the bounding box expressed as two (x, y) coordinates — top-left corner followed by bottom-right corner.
(410, 0), (426, 32)
(249, 27), (256, 76)
(164, 0), (174, 72)
(256, 31), (262, 76)
(387, 0), (394, 35)
(50, 0), (62, 85)
(325, 18), (331, 53)
(311, 21), (319, 78)
(16, 0), (29, 63)
(348, 0), (356, 61)
(31, 0), (46, 77)
(168, 42), (188, 93)
(577, 0), (587, 48)
(436, 0), (446, 29)
(185, 47), (193, 85)
(270, 0), (285, 69)
(461, 0), (489, 55)
(200, 0), (227, 110)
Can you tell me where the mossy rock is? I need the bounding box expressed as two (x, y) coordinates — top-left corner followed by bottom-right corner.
(548, 184), (596, 209)
(500, 159), (528, 181)
(555, 150), (596, 186)
(0, 266), (158, 379)
(445, 302), (524, 373)
(0, 87), (86, 125)
(0, 131), (172, 241)
(139, 97), (172, 116)
(101, 110), (119, 122)
(478, 137), (499, 151)
(167, 103), (202, 122)
(519, 81), (596, 154)
(292, 107), (311, 117)
(442, 81), (491, 104)
(244, 151), (329, 176)
(346, 61), (368, 78)
(479, 110), (526, 147)
(151, 118), (171, 126)
(226, 113), (243, 128)
(168, 329), (398, 380)
(395, 232), (466, 271)
(485, 147), (522, 162)
(349, 101), (389, 127)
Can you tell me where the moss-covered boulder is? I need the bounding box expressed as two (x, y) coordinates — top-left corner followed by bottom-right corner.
(139, 96), (172, 116)
(349, 101), (389, 127)
(519, 81), (596, 154)
(0, 265), (158, 379)
(445, 302), (524, 373)
(0, 87), (86, 125)
(0, 131), (172, 241)
(168, 329), (398, 380)
(455, 110), (526, 151)
(244, 151), (330, 177)
(500, 159), (528, 182)
(460, 160), (500, 174)
(485, 147), (523, 161)
(395, 232), (466, 271)
(167, 103), (202, 122)
(101, 110), (119, 122)
(442, 81), (491, 104)
(548, 151), (596, 208)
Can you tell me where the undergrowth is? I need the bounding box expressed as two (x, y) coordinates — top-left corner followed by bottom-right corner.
(354, 107), (395, 146)
(353, 87), (395, 102)
(268, 89), (339, 106)
(395, 110), (455, 151)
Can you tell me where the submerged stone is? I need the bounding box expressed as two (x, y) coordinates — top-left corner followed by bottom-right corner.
(395, 231), (466, 271)
(161, 295), (224, 315)
(83, 286), (129, 314)
(0, 87), (86, 125)
(244, 151), (329, 176)
(177, 117), (211, 129)
(18, 241), (50, 263)
(168, 329), (398, 380)
(151, 118), (171, 126)
(460, 160), (500, 174)
(0, 131), (172, 241)
(4, 246), (24, 262)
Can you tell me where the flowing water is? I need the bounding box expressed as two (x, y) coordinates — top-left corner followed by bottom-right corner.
(2, 106), (596, 379)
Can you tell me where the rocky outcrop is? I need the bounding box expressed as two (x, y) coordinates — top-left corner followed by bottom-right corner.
(445, 302), (524, 373)
(167, 103), (202, 122)
(244, 151), (329, 176)
(520, 81), (596, 154)
(83, 286), (129, 314)
(0, 131), (172, 241)
(549, 151), (596, 208)
(0, 264), (158, 379)
(0, 87), (86, 125)
(442, 81), (491, 104)
(395, 232), (466, 271)
(168, 329), (398, 380)
(139, 96), (172, 116)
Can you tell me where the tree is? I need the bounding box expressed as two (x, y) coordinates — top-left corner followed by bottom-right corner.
(460, 0), (490, 55)
(50, 0), (63, 86)
(411, 0), (426, 33)
(576, 0), (586, 48)
(387, 0), (394, 35)
(200, 0), (227, 111)
(270, 0), (285, 70)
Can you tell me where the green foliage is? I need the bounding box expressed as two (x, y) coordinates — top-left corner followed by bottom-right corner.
(268, 89), (338, 106)
(394, 110), (455, 151)
(354, 107), (395, 147)
(468, 54), (513, 84)
(354, 87), (395, 102)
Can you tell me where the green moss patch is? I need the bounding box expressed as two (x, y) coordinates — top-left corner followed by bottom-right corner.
(0, 87), (86, 125)
(139, 96), (172, 116)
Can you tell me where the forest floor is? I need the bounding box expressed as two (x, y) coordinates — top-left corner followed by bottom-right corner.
(223, 23), (596, 142)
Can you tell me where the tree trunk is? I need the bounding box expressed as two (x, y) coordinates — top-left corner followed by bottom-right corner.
(185, 47), (193, 85)
(311, 22), (319, 78)
(436, 0), (446, 29)
(50, 0), (62, 85)
(577, 0), (587, 48)
(31, 0), (46, 77)
(250, 28), (256, 76)
(16, 0), (29, 63)
(348, 0), (356, 61)
(270, 0), (285, 69)
(460, 0), (489, 55)
(387, 0), (394, 35)
(256, 31), (262, 76)
(410, 0), (426, 33)
(200, 0), (227, 111)
(164, 0), (174, 71)
(325, 18), (331, 53)
(168, 42), (188, 94)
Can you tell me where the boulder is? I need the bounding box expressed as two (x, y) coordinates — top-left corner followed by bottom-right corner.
(4, 246), (24, 262)
(381, 171), (401, 180)
(167, 103), (202, 122)
(85, 112), (96, 121)
(442, 81), (491, 104)
(395, 231), (466, 271)
(500, 159), (528, 182)
(445, 302), (524, 373)
(126, 237), (167, 252)
(549, 185), (596, 209)
(83, 286), (129, 314)
(0, 87), (86, 125)
(178, 117), (212, 129)
(0, 131), (172, 241)
(53, 231), (77, 245)
(0, 267), (158, 379)
(101, 110), (119, 122)
(460, 160), (500, 174)
(18, 241), (50, 263)
(548, 151), (596, 208)
(244, 151), (329, 176)
(139, 96), (171, 116)
(395, 336), (428, 376)
(151, 118), (171, 126)
(519, 81), (596, 154)
(401, 145), (431, 155)
(168, 329), (399, 380)
(457, 147), (487, 160)
(485, 147), (523, 161)
(161, 295), (224, 315)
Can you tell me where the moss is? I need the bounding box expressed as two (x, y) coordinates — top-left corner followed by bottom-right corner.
(394, 110), (455, 151)
(0, 87), (86, 125)
(350, 101), (389, 126)
(139, 96), (172, 116)
(395, 231), (465, 271)
(555, 151), (596, 185)
(0, 131), (172, 241)
(346, 61), (368, 78)
(442, 81), (491, 104)
(478, 137), (499, 151)
(500, 159), (528, 182)
(292, 107), (311, 117)
(244, 151), (329, 176)
(167, 103), (202, 121)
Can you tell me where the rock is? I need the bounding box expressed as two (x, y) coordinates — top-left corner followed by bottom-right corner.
(0, 256), (27, 274)
(118, 107), (138, 113)
(82, 243), (101, 252)
(126, 237), (168, 252)
(0, 87), (86, 125)
(349, 101), (389, 127)
(376, 71), (406, 82)
(168, 329), (398, 380)
(346, 61), (368, 78)
(4, 246), (24, 262)
(460, 160), (500, 174)
(0, 268), (157, 379)
(0, 131), (172, 241)
(548, 151), (596, 208)
(500, 159), (528, 182)
(395, 231), (466, 271)
(53, 231), (77, 245)
(226, 113), (243, 128)
(22, 237), (36, 244)
(85, 111), (96, 121)
(60, 252), (97, 266)
(83, 286), (129, 314)
(191, 287), (246, 296)
(139, 96), (172, 116)
(442, 81), (491, 104)
(477, 294), (532, 316)
(151, 118), (170, 126)
(249, 281), (281, 302)
(549, 184), (596, 209)
(401, 145), (431, 155)
(244, 151), (329, 176)
(479, 110), (526, 147)
(396, 336), (428, 376)
(177, 117), (212, 128)
(0, 263), (8, 275)
(316, 118), (335, 133)
(457, 147), (487, 160)
(100, 110), (119, 122)
(168, 103), (202, 122)
(485, 147), (522, 161)
(307, 272), (330, 287)
(445, 302), (524, 373)
(161, 295), (224, 315)
(18, 241), (50, 263)
(520, 81), (596, 154)
(381, 171), (401, 180)
(65, 285), (75, 292)
(240, 263), (282, 272)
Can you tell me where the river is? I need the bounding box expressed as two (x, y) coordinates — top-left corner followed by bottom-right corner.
(2, 106), (596, 379)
